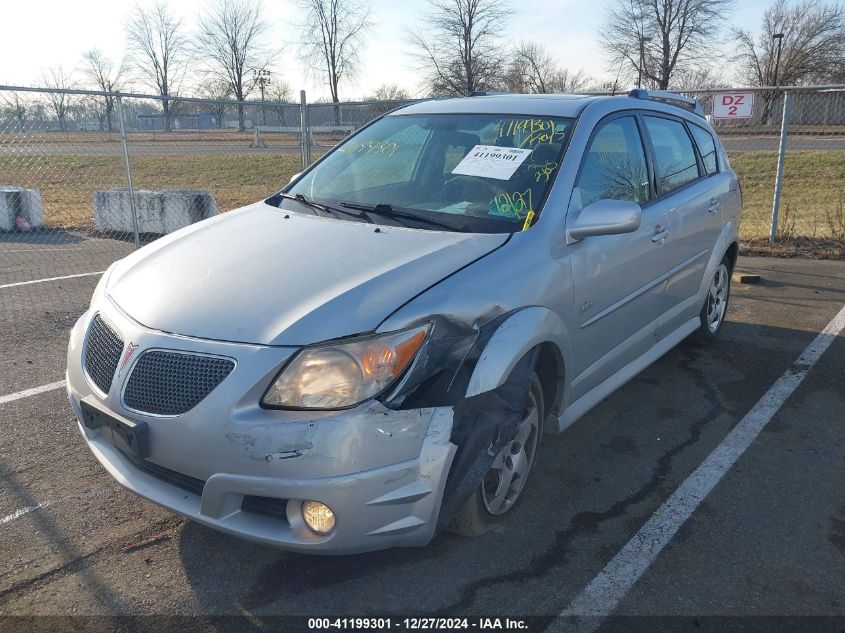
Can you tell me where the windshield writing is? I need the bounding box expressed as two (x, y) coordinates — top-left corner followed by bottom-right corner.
(285, 113), (573, 233)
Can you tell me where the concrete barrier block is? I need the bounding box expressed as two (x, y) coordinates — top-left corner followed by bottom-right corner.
(133, 190), (167, 233)
(94, 188), (162, 234)
(0, 186), (44, 231)
(21, 188), (44, 228)
(0, 188), (18, 231)
(94, 188), (218, 235)
(160, 189), (219, 234)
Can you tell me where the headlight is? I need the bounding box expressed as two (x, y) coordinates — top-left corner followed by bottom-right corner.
(262, 325), (430, 410)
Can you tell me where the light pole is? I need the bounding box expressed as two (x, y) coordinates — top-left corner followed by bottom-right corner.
(637, 36), (652, 89)
(254, 68), (271, 126)
(768, 33), (785, 126)
(772, 33), (784, 86)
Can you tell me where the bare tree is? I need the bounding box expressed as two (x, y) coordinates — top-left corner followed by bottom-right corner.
(503, 42), (554, 93)
(267, 80), (293, 103)
(409, 0), (512, 96)
(126, 2), (189, 131)
(76, 94), (104, 131)
(369, 84), (411, 114)
(502, 41), (590, 94)
(196, 79), (232, 128)
(80, 49), (127, 132)
(299, 0), (370, 112)
(601, 0), (734, 90)
(732, 0), (845, 87)
(267, 80), (294, 126)
(1, 93), (28, 126)
(372, 84), (410, 101)
(195, 0), (275, 131)
(668, 64), (728, 90)
(550, 69), (591, 93)
(42, 66), (76, 132)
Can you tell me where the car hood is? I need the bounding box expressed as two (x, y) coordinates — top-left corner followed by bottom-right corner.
(106, 201), (508, 346)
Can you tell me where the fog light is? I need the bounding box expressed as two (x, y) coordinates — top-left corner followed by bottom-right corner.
(302, 500), (335, 535)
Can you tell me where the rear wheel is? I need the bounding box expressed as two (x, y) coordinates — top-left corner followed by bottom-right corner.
(691, 255), (731, 345)
(448, 373), (544, 537)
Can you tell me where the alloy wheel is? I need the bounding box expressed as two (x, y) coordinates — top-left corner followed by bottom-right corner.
(706, 263), (729, 333)
(481, 391), (541, 516)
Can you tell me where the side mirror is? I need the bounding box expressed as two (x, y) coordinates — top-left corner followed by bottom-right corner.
(288, 172), (302, 184)
(567, 199), (641, 243)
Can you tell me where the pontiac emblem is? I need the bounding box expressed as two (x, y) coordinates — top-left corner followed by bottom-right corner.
(119, 342), (140, 376)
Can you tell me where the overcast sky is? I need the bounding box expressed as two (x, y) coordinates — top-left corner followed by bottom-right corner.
(1, 0), (772, 100)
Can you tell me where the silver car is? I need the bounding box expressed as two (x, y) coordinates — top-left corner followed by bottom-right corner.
(67, 90), (741, 554)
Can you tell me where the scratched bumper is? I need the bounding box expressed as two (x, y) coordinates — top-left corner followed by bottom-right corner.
(67, 305), (456, 554)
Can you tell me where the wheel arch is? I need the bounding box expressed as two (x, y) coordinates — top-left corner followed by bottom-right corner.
(535, 342), (565, 424)
(464, 307), (569, 418)
(697, 223), (740, 305)
(725, 240), (739, 272)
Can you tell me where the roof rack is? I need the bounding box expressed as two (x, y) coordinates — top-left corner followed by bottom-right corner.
(467, 90), (510, 97)
(627, 89), (705, 117)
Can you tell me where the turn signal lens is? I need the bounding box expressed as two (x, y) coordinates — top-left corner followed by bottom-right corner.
(360, 329), (427, 381)
(302, 500), (336, 535)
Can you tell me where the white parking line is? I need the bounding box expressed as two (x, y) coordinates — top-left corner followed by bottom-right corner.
(0, 380), (66, 405)
(0, 270), (104, 290)
(558, 302), (845, 627)
(0, 502), (53, 525)
(0, 488), (115, 528)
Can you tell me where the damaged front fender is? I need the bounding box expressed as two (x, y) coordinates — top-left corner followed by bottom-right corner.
(465, 307), (569, 400)
(436, 349), (539, 531)
(379, 309), (566, 532)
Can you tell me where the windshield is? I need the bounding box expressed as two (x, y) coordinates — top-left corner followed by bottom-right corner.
(283, 113), (574, 233)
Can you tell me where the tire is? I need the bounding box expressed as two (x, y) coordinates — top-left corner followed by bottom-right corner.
(691, 254), (732, 345)
(448, 373), (545, 537)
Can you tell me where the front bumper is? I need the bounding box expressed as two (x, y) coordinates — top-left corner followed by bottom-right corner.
(67, 303), (456, 554)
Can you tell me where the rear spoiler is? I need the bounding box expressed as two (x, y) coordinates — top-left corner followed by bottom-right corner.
(628, 89), (705, 118)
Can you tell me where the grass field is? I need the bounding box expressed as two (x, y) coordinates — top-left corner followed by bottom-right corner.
(0, 153), (303, 227)
(0, 148), (843, 255)
(732, 150), (845, 242)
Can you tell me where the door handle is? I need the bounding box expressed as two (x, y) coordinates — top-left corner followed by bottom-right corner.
(651, 226), (670, 242)
(708, 198), (721, 213)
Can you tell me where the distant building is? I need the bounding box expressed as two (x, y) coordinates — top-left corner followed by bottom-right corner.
(137, 112), (217, 130)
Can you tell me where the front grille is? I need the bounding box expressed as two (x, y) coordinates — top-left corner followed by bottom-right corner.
(123, 351), (235, 416)
(84, 314), (124, 394)
(241, 495), (289, 521)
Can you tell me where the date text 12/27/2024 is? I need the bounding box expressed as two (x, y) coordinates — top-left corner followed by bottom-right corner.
(307, 617), (530, 630)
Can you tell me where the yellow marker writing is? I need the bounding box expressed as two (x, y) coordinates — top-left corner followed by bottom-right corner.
(522, 210), (536, 231)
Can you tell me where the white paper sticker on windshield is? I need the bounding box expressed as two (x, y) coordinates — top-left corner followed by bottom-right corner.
(450, 145), (532, 180)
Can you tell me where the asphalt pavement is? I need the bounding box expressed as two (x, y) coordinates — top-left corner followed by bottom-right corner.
(0, 254), (843, 632)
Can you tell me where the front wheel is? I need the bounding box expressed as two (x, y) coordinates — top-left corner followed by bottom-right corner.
(448, 373), (544, 537)
(691, 255), (731, 344)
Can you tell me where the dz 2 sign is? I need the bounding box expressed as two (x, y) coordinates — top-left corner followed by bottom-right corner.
(713, 92), (754, 119)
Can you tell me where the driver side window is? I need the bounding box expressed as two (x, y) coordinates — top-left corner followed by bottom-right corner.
(577, 117), (650, 207)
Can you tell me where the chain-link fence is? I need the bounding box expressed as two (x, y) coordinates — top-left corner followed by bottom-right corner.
(683, 86), (845, 247)
(0, 84), (843, 337)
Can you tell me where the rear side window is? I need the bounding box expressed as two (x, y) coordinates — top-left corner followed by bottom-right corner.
(576, 116), (650, 207)
(643, 116), (700, 194)
(689, 124), (719, 175)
